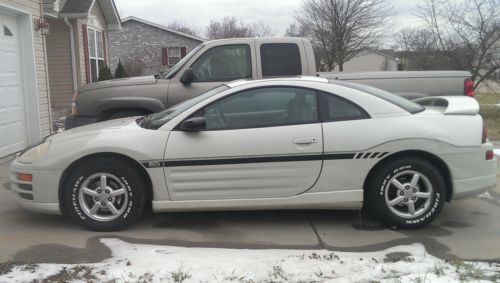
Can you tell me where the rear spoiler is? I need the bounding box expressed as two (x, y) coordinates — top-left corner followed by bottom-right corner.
(413, 96), (479, 115)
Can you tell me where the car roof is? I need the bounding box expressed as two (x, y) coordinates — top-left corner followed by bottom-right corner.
(225, 76), (329, 88)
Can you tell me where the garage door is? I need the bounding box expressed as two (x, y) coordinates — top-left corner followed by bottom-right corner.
(0, 11), (27, 157)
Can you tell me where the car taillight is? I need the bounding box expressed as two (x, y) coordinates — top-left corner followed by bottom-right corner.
(482, 120), (487, 143)
(464, 78), (474, 97)
(486, 150), (494, 160)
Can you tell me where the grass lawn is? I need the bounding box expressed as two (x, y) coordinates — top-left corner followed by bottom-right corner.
(475, 92), (500, 141)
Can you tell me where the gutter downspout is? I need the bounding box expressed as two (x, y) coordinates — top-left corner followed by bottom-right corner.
(64, 17), (78, 93)
(40, 1), (53, 134)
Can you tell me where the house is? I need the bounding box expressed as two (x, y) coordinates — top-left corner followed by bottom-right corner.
(0, 0), (51, 157)
(108, 16), (204, 76)
(327, 49), (398, 72)
(0, 0), (120, 158)
(43, 0), (121, 118)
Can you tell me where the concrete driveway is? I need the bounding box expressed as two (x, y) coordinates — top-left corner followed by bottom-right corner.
(1, 151), (499, 264)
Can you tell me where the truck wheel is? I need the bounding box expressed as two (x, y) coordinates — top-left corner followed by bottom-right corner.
(366, 157), (446, 229)
(62, 157), (145, 231)
(107, 110), (147, 120)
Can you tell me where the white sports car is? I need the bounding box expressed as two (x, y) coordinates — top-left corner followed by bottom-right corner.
(10, 77), (497, 231)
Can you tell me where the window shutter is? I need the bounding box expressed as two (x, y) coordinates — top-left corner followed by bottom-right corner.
(181, 47), (187, 58)
(162, 47), (168, 66)
(102, 31), (108, 64)
(82, 25), (90, 84)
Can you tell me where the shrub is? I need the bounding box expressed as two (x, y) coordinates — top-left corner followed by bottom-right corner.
(98, 65), (113, 81)
(114, 60), (128, 78)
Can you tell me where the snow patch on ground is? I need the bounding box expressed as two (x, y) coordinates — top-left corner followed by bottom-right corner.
(1, 238), (499, 282)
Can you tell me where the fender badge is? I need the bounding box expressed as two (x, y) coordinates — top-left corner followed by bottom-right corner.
(147, 161), (162, 168)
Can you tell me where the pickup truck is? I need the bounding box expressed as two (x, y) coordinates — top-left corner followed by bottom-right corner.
(65, 37), (474, 129)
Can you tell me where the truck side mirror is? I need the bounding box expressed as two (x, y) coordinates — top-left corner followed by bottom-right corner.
(180, 68), (195, 85)
(177, 117), (206, 131)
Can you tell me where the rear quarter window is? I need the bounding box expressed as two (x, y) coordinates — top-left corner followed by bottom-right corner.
(330, 80), (425, 114)
(261, 43), (302, 77)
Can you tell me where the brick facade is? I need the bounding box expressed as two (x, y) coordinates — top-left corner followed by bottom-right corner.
(108, 19), (203, 76)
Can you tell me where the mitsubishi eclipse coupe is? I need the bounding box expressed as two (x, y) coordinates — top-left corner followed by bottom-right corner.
(10, 77), (497, 231)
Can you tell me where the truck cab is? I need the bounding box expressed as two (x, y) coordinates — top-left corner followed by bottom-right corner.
(66, 38), (316, 129)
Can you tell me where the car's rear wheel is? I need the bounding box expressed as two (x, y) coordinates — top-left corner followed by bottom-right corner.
(62, 157), (145, 231)
(366, 157), (446, 229)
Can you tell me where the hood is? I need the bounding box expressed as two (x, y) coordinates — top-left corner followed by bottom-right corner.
(78, 76), (159, 93)
(49, 117), (142, 143)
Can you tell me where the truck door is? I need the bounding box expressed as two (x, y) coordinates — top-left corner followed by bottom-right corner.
(167, 43), (257, 106)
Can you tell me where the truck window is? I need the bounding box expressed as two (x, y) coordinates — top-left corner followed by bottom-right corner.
(191, 44), (251, 82)
(261, 43), (302, 77)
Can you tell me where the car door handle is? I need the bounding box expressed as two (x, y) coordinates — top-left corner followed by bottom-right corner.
(293, 137), (318, 144)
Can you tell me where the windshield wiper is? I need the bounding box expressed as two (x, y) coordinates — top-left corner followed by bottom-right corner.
(139, 114), (152, 129)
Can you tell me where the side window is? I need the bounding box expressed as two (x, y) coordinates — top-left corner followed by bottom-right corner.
(261, 43), (302, 77)
(198, 87), (318, 130)
(320, 92), (369, 122)
(191, 45), (251, 82)
(3, 25), (13, 37)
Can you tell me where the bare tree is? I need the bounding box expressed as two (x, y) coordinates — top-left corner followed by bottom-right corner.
(395, 27), (450, 70)
(252, 21), (275, 37)
(167, 20), (201, 37)
(205, 16), (274, 40)
(284, 23), (309, 37)
(122, 57), (146, 77)
(296, 0), (393, 71)
(415, 0), (500, 88)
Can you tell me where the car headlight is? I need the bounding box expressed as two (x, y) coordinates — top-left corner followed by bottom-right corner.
(18, 141), (51, 164)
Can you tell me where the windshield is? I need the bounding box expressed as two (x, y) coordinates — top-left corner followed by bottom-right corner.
(163, 45), (204, 79)
(142, 85), (229, 129)
(329, 80), (425, 114)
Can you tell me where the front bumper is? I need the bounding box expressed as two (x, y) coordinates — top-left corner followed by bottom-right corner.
(9, 158), (62, 215)
(64, 115), (98, 129)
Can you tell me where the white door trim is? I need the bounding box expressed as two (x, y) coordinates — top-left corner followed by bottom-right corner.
(0, 3), (42, 147)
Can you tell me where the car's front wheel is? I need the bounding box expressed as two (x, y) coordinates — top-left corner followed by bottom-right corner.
(62, 157), (145, 231)
(366, 157), (446, 229)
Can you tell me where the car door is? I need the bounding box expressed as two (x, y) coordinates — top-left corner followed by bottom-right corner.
(164, 87), (323, 200)
(167, 43), (256, 107)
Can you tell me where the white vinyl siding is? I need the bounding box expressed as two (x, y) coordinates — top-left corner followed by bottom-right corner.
(0, 0), (51, 148)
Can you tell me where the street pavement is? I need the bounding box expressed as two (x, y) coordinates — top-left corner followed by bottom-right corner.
(0, 150), (499, 264)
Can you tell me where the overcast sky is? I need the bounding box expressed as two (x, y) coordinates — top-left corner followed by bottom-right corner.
(115, 0), (425, 39)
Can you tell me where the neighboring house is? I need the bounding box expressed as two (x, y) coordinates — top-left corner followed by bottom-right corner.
(43, 0), (121, 117)
(0, 0), (51, 157)
(108, 16), (204, 76)
(326, 49), (398, 72)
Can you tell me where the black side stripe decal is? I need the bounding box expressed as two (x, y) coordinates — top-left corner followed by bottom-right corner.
(378, 152), (389, 158)
(142, 153), (355, 168)
(141, 152), (390, 168)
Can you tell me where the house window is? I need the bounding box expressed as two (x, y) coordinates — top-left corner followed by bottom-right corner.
(88, 27), (104, 82)
(162, 47), (187, 67)
(168, 47), (181, 66)
(3, 25), (13, 37)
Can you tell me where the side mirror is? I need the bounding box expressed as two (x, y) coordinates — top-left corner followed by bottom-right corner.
(180, 68), (195, 85)
(178, 117), (206, 131)
(154, 74), (161, 80)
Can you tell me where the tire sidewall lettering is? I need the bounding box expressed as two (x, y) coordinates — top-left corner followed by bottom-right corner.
(70, 173), (134, 221)
(378, 163), (440, 225)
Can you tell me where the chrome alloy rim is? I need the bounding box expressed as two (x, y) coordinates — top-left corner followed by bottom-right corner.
(384, 170), (433, 218)
(78, 173), (128, 221)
